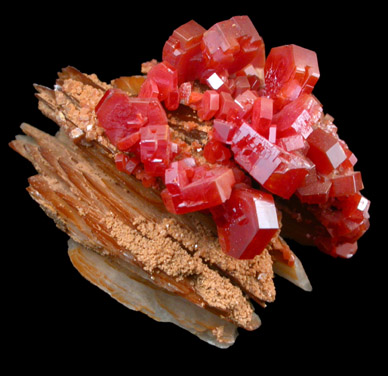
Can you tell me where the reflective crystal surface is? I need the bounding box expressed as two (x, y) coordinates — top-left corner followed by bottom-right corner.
(265, 44), (320, 112)
(95, 15), (370, 260)
(161, 165), (236, 214)
(211, 185), (279, 259)
(140, 124), (172, 176)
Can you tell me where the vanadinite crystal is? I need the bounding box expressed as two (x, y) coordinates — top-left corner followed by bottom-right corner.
(231, 121), (313, 199)
(210, 185), (279, 259)
(95, 15), (370, 260)
(96, 88), (168, 145)
(161, 159), (236, 214)
(264, 44), (320, 112)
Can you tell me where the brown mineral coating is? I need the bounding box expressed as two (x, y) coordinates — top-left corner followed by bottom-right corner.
(11, 123), (260, 329)
(27, 66), (287, 322)
(105, 214), (255, 323)
(158, 217), (275, 303)
(32, 66), (275, 302)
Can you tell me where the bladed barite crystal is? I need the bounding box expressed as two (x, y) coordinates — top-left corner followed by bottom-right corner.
(95, 15), (369, 260)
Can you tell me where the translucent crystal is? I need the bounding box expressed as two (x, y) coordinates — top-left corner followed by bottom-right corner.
(162, 165), (235, 214)
(306, 127), (347, 174)
(140, 124), (172, 177)
(211, 185), (279, 259)
(162, 19), (206, 83)
(231, 122), (312, 198)
(264, 44), (320, 112)
(95, 88), (168, 146)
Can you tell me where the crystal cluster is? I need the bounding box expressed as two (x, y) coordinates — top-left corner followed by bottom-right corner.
(95, 15), (370, 260)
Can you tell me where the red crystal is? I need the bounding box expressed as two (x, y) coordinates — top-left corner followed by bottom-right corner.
(339, 140), (358, 170)
(316, 238), (359, 259)
(210, 185), (279, 259)
(251, 96), (273, 135)
(215, 92), (240, 121)
(268, 124), (277, 143)
(334, 242), (358, 259)
(197, 90), (220, 121)
(230, 164), (252, 186)
(139, 124), (172, 177)
(134, 165), (158, 188)
(306, 127), (347, 175)
(116, 130), (141, 152)
(95, 88), (168, 146)
(234, 75), (251, 96)
(162, 19), (206, 84)
(334, 193), (370, 222)
(161, 164), (236, 214)
(272, 94), (322, 139)
(114, 153), (140, 175)
(265, 44), (320, 112)
(203, 138), (232, 164)
(234, 89), (258, 119)
(296, 179), (332, 204)
(231, 122), (312, 198)
(145, 61), (180, 110)
(203, 69), (232, 93)
(99, 15), (370, 261)
(213, 119), (237, 144)
(315, 208), (369, 245)
(138, 77), (159, 99)
(165, 89), (180, 111)
(178, 82), (203, 108)
(237, 62), (264, 90)
(277, 133), (305, 152)
(164, 157), (196, 194)
(329, 171), (364, 197)
(201, 16), (265, 76)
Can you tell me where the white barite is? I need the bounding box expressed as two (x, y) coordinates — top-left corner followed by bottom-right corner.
(68, 239), (239, 348)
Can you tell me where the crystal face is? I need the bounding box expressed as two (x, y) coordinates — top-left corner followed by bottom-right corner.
(264, 44), (320, 112)
(197, 90), (220, 120)
(142, 62), (180, 110)
(251, 96), (273, 135)
(231, 122), (312, 199)
(272, 94), (322, 139)
(211, 185), (279, 259)
(162, 19), (206, 84)
(161, 163), (236, 214)
(201, 16), (265, 75)
(140, 124), (172, 177)
(94, 15), (370, 260)
(115, 153), (140, 175)
(306, 127), (347, 174)
(96, 88), (168, 146)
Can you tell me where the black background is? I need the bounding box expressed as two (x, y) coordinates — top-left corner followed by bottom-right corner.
(4, 2), (384, 372)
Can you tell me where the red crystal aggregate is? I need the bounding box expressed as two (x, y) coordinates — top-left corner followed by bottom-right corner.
(201, 16), (265, 77)
(162, 160), (236, 214)
(231, 121), (313, 199)
(162, 20), (206, 84)
(264, 44), (320, 112)
(140, 124), (173, 177)
(95, 15), (369, 260)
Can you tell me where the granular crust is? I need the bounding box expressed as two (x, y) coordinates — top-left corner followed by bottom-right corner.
(38, 69), (277, 302)
(28, 67), (289, 329)
(104, 213), (256, 326)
